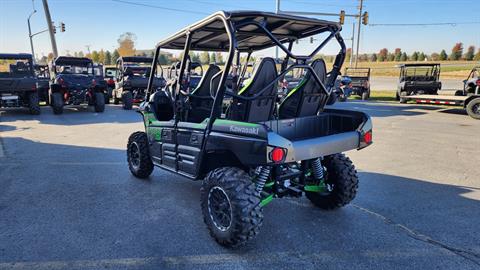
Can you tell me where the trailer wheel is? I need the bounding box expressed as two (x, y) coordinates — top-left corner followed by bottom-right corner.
(51, 92), (64, 115)
(201, 167), (263, 248)
(27, 92), (40, 115)
(399, 91), (408, 104)
(127, 131), (154, 178)
(305, 153), (359, 210)
(122, 91), (133, 110)
(466, 97), (480, 120)
(94, 92), (105, 113)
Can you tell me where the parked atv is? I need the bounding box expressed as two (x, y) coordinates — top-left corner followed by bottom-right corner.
(49, 56), (106, 114)
(0, 53), (40, 114)
(126, 11), (373, 247)
(112, 56), (165, 110)
(344, 67), (371, 100)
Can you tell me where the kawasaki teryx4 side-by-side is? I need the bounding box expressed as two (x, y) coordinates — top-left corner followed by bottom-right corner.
(49, 56), (106, 114)
(0, 53), (40, 115)
(112, 56), (166, 110)
(126, 11), (373, 247)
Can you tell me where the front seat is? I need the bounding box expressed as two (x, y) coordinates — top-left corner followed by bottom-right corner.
(278, 59), (327, 119)
(188, 64), (221, 123)
(228, 57), (278, 122)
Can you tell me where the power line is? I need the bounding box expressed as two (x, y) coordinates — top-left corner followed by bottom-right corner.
(369, 21), (480, 27)
(111, 0), (209, 15)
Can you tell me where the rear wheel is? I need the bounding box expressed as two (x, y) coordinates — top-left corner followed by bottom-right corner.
(94, 92), (105, 113)
(122, 91), (133, 110)
(201, 167), (263, 247)
(51, 92), (64, 115)
(361, 90), (369, 100)
(27, 92), (40, 115)
(399, 91), (408, 104)
(305, 154), (359, 210)
(466, 97), (480, 120)
(127, 131), (154, 178)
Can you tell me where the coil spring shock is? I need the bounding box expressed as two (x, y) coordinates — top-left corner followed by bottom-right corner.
(255, 166), (271, 193)
(311, 158), (324, 180)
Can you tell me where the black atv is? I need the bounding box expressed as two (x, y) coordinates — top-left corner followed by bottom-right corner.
(34, 64), (50, 106)
(397, 63), (441, 103)
(0, 53), (40, 115)
(49, 56), (106, 114)
(112, 56), (166, 110)
(126, 11), (373, 247)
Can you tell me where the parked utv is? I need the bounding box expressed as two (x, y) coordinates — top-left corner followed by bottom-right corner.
(397, 63), (441, 102)
(343, 67), (371, 100)
(126, 11), (373, 247)
(49, 56), (106, 114)
(112, 56), (166, 110)
(34, 64), (50, 105)
(0, 53), (40, 114)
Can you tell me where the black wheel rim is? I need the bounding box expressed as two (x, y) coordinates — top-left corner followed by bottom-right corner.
(473, 104), (480, 115)
(129, 142), (141, 169)
(207, 186), (232, 232)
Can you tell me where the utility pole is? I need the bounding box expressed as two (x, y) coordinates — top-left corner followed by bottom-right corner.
(350, 22), (355, 67)
(355, 0), (363, 68)
(27, 6), (37, 64)
(275, 0), (280, 60)
(42, 0), (58, 58)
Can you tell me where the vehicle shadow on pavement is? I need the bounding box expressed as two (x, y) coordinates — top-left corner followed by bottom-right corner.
(329, 100), (449, 118)
(1, 138), (479, 269)
(0, 104), (140, 125)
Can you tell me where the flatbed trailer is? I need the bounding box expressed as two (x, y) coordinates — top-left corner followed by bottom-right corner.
(402, 93), (480, 120)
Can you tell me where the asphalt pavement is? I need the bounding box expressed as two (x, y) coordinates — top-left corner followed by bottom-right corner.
(0, 102), (479, 270)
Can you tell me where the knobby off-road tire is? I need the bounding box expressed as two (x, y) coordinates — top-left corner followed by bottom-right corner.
(51, 92), (64, 115)
(94, 92), (105, 113)
(27, 92), (40, 115)
(127, 131), (154, 178)
(306, 153), (359, 210)
(201, 167), (263, 248)
(361, 90), (369, 100)
(122, 91), (133, 110)
(466, 97), (480, 120)
(399, 91), (408, 104)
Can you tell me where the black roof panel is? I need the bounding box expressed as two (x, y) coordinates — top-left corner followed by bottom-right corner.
(0, 53), (33, 60)
(157, 11), (341, 52)
(54, 56), (93, 66)
(120, 56), (153, 63)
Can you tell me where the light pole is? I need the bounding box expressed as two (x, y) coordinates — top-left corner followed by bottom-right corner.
(355, 0), (363, 68)
(27, 8), (37, 64)
(42, 0), (58, 58)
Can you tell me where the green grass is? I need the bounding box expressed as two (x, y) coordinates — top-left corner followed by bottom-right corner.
(350, 90), (397, 102)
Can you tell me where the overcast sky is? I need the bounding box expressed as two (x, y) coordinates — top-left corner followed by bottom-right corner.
(1, 0), (479, 58)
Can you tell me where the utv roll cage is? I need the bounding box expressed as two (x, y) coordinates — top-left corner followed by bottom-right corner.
(146, 11), (346, 128)
(398, 63), (440, 82)
(0, 53), (35, 76)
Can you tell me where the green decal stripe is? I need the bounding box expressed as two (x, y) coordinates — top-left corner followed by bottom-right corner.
(237, 78), (253, 95)
(264, 181), (274, 187)
(304, 185), (327, 193)
(260, 194), (274, 207)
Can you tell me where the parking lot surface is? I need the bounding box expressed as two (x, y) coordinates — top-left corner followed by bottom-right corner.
(0, 102), (479, 270)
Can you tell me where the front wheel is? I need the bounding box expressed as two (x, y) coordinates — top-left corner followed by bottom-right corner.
(51, 92), (64, 115)
(27, 92), (40, 115)
(201, 167), (263, 248)
(305, 153), (359, 210)
(94, 92), (105, 113)
(127, 131), (154, 178)
(122, 91), (133, 110)
(466, 97), (480, 120)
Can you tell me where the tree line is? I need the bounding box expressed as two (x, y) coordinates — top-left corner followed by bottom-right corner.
(346, 42), (480, 63)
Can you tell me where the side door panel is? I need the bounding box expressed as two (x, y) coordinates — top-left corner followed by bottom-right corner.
(176, 122), (206, 177)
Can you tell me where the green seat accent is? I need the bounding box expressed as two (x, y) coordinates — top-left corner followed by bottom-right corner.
(237, 78), (253, 95)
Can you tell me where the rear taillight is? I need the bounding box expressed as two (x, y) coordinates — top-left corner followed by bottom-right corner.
(359, 130), (373, 149)
(476, 79), (480, 86)
(269, 147), (286, 164)
(92, 79), (96, 86)
(108, 79), (114, 84)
